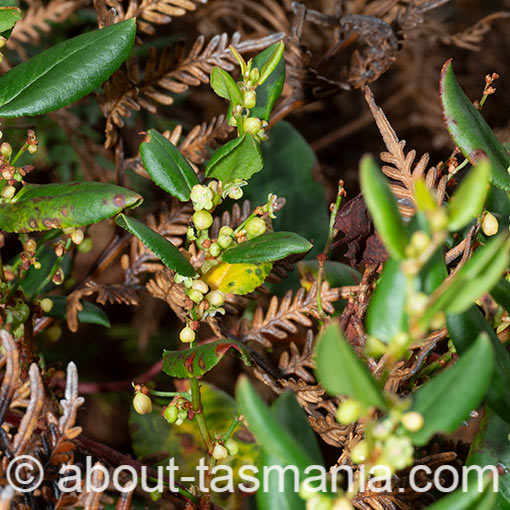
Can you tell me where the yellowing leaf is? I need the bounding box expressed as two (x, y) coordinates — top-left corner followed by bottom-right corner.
(203, 261), (272, 295)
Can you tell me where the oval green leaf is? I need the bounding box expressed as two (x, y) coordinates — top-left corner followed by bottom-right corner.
(0, 19), (135, 117)
(315, 323), (388, 410)
(409, 333), (494, 446)
(360, 154), (409, 260)
(447, 306), (510, 424)
(440, 59), (510, 191)
(222, 231), (312, 264)
(210, 67), (243, 105)
(0, 182), (143, 233)
(205, 133), (263, 183)
(140, 129), (199, 201)
(448, 159), (491, 231)
(365, 258), (408, 344)
(163, 339), (251, 378)
(251, 41), (286, 121)
(116, 213), (196, 277)
(236, 375), (315, 473)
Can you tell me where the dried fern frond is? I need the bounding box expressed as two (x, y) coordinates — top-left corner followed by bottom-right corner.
(364, 86), (446, 217)
(278, 329), (315, 382)
(239, 281), (341, 347)
(100, 32), (283, 147)
(146, 268), (188, 321)
(179, 114), (234, 164)
(439, 11), (510, 52)
(94, 0), (206, 34)
(66, 281), (140, 332)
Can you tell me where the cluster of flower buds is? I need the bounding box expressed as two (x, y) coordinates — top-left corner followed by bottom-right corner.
(336, 396), (424, 477)
(300, 484), (353, 510)
(211, 437), (240, 460)
(163, 400), (189, 426)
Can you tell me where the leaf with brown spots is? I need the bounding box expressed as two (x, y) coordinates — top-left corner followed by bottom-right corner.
(162, 339), (252, 378)
(0, 182), (142, 233)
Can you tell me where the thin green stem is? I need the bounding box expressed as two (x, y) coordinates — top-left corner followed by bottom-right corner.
(317, 180), (344, 318)
(221, 413), (242, 441)
(149, 389), (191, 401)
(10, 143), (27, 167)
(190, 377), (212, 452)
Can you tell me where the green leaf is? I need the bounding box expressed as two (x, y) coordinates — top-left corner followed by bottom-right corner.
(205, 133), (263, 183)
(0, 6), (21, 32)
(365, 258), (408, 344)
(440, 59), (510, 191)
(210, 67), (242, 105)
(222, 232), (312, 264)
(251, 42), (286, 121)
(236, 376), (315, 473)
(140, 129), (198, 201)
(116, 214), (196, 277)
(447, 306), (510, 424)
(448, 159), (491, 231)
(467, 407), (510, 510)
(314, 324), (387, 410)
(0, 182), (142, 233)
(43, 296), (110, 327)
(426, 470), (497, 510)
(360, 154), (409, 260)
(409, 333), (494, 446)
(257, 392), (321, 510)
(0, 19), (135, 117)
(162, 339), (251, 378)
(421, 234), (510, 326)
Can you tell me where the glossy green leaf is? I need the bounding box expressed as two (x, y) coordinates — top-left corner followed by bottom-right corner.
(140, 129), (199, 201)
(162, 339), (251, 379)
(365, 258), (407, 344)
(360, 154), (408, 260)
(0, 19), (135, 117)
(447, 306), (510, 424)
(205, 133), (263, 183)
(410, 333), (494, 446)
(467, 407), (510, 510)
(236, 376), (315, 473)
(116, 214), (196, 277)
(251, 42), (286, 121)
(421, 234), (510, 326)
(210, 67), (242, 105)
(43, 296), (110, 328)
(0, 182), (142, 233)
(0, 6), (21, 32)
(440, 59), (510, 191)
(448, 159), (491, 231)
(222, 232), (312, 264)
(426, 471), (497, 510)
(315, 324), (387, 410)
(257, 392), (321, 510)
